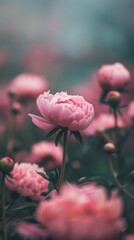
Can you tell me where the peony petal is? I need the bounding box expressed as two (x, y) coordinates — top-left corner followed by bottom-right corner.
(29, 114), (56, 130)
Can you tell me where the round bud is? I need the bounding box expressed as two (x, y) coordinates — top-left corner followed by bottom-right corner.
(106, 91), (121, 108)
(104, 142), (116, 153)
(10, 102), (22, 115)
(0, 157), (14, 174)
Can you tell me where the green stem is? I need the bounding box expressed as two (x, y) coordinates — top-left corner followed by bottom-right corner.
(58, 130), (68, 192)
(113, 107), (118, 128)
(1, 173), (7, 240)
(108, 156), (134, 200)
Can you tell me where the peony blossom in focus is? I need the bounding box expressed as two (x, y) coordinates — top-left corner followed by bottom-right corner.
(5, 163), (49, 201)
(82, 113), (124, 136)
(9, 73), (49, 100)
(98, 63), (130, 90)
(29, 91), (94, 132)
(36, 183), (125, 240)
(26, 141), (62, 170)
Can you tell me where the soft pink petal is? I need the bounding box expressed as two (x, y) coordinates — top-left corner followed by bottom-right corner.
(29, 114), (56, 130)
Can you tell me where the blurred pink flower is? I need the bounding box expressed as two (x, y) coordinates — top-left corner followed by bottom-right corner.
(29, 91), (94, 131)
(27, 141), (62, 170)
(15, 221), (47, 238)
(9, 73), (49, 100)
(98, 63), (130, 90)
(36, 183), (125, 240)
(6, 163), (49, 201)
(82, 113), (124, 136)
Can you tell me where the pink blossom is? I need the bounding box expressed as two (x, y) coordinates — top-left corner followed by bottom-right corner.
(27, 141), (62, 170)
(29, 91), (94, 132)
(5, 163), (49, 201)
(98, 63), (130, 90)
(9, 73), (49, 100)
(82, 113), (124, 136)
(36, 183), (125, 240)
(15, 221), (47, 238)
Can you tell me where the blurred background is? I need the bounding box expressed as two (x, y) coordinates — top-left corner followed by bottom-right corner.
(0, 0), (134, 90)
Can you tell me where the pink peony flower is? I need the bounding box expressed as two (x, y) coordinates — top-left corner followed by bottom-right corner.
(26, 141), (62, 170)
(9, 73), (49, 100)
(36, 183), (125, 240)
(29, 91), (94, 131)
(98, 63), (130, 90)
(15, 221), (47, 238)
(82, 113), (124, 136)
(5, 163), (49, 201)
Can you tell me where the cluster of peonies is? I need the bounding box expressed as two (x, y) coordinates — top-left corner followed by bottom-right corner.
(26, 141), (63, 170)
(36, 183), (125, 240)
(6, 163), (49, 201)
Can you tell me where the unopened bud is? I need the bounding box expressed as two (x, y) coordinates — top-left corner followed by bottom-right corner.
(0, 157), (14, 174)
(10, 102), (22, 115)
(104, 142), (116, 153)
(106, 91), (121, 108)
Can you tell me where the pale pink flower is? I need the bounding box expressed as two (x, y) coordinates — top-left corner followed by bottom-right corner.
(36, 183), (125, 240)
(29, 91), (94, 131)
(127, 101), (134, 120)
(9, 73), (49, 100)
(27, 141), (62, 170)
(82, 113), (124, 136)
(5, 163), (49, 201)
(98, 63), (130, 90)
(15, 221), (47, 238)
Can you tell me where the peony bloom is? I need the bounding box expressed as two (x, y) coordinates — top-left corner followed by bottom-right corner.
(6, 163), (49, 201)
(29, 91), (94, 132)
(82, 113), (124, 136)
(98, 63), (130, 90)
(36, 183), (125, 240)
(26, 141), (62, 171)
(9, 73), (49, 100)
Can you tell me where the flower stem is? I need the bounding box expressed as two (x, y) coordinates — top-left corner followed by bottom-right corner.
(1, 172), (7, 240)
(58, 130), (68, 192)
(108, 156), (134, 200)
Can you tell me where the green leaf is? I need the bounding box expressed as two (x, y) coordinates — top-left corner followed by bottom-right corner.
(55, 130), (64, 146)
(36, 171), (49, 181)
(7, 202), (37, 215)
(40, 192), (49, 197)
(72, 131), (83, 145)
(45, 127), (60, 139)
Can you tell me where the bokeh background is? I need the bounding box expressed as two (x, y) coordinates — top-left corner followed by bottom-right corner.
(0, 0), (134, 90)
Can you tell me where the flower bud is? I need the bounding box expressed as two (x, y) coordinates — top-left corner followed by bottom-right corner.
(10, 102), (22, 115)
(104, 142), (116, 153)
(106, 91), (121, 108)
(0, 157), (14, 174)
